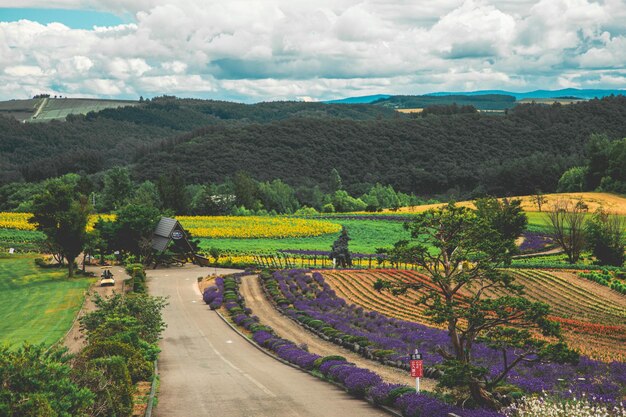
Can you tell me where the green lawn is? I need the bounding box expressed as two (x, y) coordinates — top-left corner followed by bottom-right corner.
(196, 218), (410, 254)
(0, 255), (93, 349)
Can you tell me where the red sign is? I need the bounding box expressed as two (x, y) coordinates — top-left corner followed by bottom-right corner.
(410, 360), (423, 378)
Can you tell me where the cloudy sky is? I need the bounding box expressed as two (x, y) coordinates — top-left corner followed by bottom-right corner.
(1, 0), (625, 102)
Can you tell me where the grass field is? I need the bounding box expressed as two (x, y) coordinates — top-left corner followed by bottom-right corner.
(195, 218), (409, 254)
(0, 255), (93, 349)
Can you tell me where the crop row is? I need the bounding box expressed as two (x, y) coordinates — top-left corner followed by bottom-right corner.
(579, 271), (626, 295)
(324, 269), (626, 361)
(263, 269), (626, 405)
(203, 273), (503, 417)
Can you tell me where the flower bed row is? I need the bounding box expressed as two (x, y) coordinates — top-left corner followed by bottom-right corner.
(202, 273), (504, 417)
(579, 270), (626, 295)
(261, 269), (626, 407)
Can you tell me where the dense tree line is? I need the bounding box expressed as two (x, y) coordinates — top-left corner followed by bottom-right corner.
(0, 169), (427, 215)
(133, 96), (626, 197)
(557, 134), (626, 194)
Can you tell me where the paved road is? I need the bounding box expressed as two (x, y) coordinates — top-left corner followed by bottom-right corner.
(148, 265), (388, 417)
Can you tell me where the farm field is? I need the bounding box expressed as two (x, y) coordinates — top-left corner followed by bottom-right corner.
(391, 192), (626, 215)
(0, 255), (93, 348)
(194, 218), (409, 254)
(322, 269), (626, 362)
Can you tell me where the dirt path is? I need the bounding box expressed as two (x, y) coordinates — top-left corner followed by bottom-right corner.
(239, 274), (435, 389)
(62, 265), (130, 353)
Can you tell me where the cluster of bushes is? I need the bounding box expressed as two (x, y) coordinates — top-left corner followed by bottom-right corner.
(202, 272), (505, 417)
(579, 270), (626, 295)
(0, 264), (167, 417)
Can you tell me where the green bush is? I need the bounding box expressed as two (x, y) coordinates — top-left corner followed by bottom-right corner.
(81, 340), (152, 383)
(89, 356), (134, 417)
(313, 355), (347, 370)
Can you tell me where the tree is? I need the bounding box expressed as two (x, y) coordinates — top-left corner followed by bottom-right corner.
(330, 226), (352, 267)
(96, 204), (161, 261)
(474, 197), (527, 249)
(375, 204), (576, 409)
(586, 209), (625, 266)
(100, 167), (133, 211)
(329, 168), (343, 192)
(585, 134), (611, 189)
(131, 180), (162, 208)
(232, 171), (260, 210)
(529, 190), (548, 212)
(157, 167), (188, 214)
(557, 167), (587, 192)
(30, 179), (91, 277)
(545, 200), (587, 263)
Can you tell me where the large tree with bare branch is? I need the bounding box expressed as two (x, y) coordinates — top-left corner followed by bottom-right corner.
(376, 202), (576, 409)
(545, 199), (587, 263)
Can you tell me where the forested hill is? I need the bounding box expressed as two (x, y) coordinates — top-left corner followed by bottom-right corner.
(132, 96), (626, 196)
(1, 95), (626, 197)
(0, 97), (396, 184)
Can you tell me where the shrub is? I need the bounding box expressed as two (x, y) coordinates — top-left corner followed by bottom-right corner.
(80, 340), (152, 383)
(313, 355), (347, 370)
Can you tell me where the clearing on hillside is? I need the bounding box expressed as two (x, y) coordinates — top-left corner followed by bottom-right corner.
(390, 192), (626, 215)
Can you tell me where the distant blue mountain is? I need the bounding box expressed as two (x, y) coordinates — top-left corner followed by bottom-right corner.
(324, 94), (391, 104)
(427, 88), (626, 100)
(328, 89), (626, 104)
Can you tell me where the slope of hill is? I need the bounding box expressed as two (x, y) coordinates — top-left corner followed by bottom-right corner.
(131, 96), (626, 196)
(325, 94), (392, 104)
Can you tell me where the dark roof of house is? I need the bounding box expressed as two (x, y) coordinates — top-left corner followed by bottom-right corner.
(152, 217), (179, 252)
(154, 217), (178, 238)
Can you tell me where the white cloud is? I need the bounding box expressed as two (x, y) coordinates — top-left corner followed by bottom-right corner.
(0, 0), (625, 101)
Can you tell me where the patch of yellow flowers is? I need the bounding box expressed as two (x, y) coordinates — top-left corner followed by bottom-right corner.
(0, 212), (115, 232)
(1, 213), (340, 239)
(178, 216), (341, 239)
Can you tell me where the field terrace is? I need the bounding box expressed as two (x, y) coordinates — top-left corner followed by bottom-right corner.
(268, 269), (626, 406)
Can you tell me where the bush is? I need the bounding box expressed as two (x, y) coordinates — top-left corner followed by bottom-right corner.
(80, 340), (152, 383)
(313, 355), (347, 370)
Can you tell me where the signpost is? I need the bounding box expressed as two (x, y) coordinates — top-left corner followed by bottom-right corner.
(410, 350), (423, 392)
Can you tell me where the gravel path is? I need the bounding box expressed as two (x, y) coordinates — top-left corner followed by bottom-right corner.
(63, 265), (130, 353)
(239, 274), (435, 390)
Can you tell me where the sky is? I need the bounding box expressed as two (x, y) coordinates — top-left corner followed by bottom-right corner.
(0, 0), (625, 102)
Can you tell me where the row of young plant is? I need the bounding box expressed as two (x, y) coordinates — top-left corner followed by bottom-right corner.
(261, 269), (626, 408)
(202, 273), (504, 417)
(0, 264), (167, 417)
(578, 270), (626, 295)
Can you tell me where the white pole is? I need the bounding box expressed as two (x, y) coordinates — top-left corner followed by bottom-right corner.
(416, 377), (419, 393)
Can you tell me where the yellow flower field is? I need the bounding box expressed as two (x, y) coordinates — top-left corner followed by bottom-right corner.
(1, 212), (341, 239)
(0, 212), (115, 232)
(177, 216), (341, 239)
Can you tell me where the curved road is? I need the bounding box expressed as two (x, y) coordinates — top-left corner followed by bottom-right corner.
(148, 265), (388, 417)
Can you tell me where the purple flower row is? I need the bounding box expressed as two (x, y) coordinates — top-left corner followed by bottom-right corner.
(518, 232), (554, 253)
(266, 269), (626, 405)
(211, 272), (505, 416)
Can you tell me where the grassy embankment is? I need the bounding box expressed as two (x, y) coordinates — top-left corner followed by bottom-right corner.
(0, 255), (93, 348)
